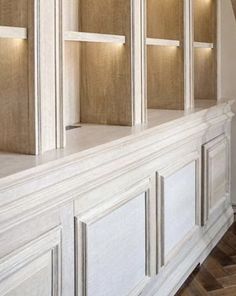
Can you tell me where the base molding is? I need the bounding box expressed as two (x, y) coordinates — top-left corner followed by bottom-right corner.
(146, 206), (234, 296)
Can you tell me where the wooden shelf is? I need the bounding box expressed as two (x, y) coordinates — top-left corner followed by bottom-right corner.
(64, 31), (125, 44)
(146, 38), (180, 47)
(194, 42), (214, 49)
(0, 26), (27, 39)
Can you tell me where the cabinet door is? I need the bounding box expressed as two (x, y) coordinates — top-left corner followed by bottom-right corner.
(75, 179), (155, 296)
(0, 228), (61, 296)
(157, 152), (201, 266)
(203, 135), (230, 224)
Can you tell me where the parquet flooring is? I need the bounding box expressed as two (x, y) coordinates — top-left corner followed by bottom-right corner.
(176, 222), (236, 296)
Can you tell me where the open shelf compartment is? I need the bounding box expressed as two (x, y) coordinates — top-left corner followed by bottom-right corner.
(63, 0), (134, 131)
(193, 0), (217, 102)
(146, 0), (185, 110)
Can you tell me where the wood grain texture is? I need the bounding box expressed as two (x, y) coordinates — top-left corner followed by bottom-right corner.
(79, 0), (132, 125)
(0, 0), (34, 154)
(194, 0), (217, 43)
(176, 223), (236, 296)
(0, 0), (27, 27)
(147, 46), (184, 109)
(232, 0), (236, 19)
(146, 0), (184, 110)
(63, 0), (133, 126)
(147, 0), (184, 40)
(0, 0), (59, 154)
(80, 42), (132, 125)
(193, 0), (217, 101)
(194, 48), (217, 100)
(0, 39), (32, 154)
(78, 0), (130, 36)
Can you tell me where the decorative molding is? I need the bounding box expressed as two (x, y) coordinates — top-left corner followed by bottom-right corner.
(0, 103), (233, 234)
(202, 134), (229, 224)
(75, 178), (154, 296)
(149, 206), (234, 296)
(0, 227), (61, 295)
(157, 152), (201, 268)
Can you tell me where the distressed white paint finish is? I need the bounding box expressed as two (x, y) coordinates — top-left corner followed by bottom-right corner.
(81, 193), (147, 296)
(163, 162), (196, 259)
(3, 253), (52, 296)
(0, 101), (233, 296)
(209, 142), (228, 207)
(0, 228), (61, 296)
(203, 135), (229, 222)
(219, 0), (236, 205)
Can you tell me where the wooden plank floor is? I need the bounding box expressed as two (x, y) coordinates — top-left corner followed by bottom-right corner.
(176, 222), (236, 296)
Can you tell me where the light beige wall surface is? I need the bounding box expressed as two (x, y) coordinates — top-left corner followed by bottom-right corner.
(220, 0), (236, 204)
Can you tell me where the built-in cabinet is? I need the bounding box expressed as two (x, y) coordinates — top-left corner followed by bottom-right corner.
(0, 101), (234, 296)
(0, 1), (234, 296)
(0, 204), (74, 296)
(0, 0), (220, 155)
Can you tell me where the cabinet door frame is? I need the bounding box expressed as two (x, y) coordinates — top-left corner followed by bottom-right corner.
(157, 151), (201, 268)
(75, 177), (155, 296)
(202, 134), (230, 224)
(0, 227), (62, 296)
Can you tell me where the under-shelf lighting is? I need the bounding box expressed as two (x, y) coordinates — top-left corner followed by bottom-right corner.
(194, 42), (214, 49)
(0, 26), (27, 40)
(146, 38), (180, 47)
(64, 31), (126, 44)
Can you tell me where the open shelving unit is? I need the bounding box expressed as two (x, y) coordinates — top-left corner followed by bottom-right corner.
(193, 0), (217, 104)
(145, 0), (185, 110)
(0, 0), (60, 155)
(62, 0), (135, 133)
(0, 0), (32, 154)
(0, 0), (221, 156)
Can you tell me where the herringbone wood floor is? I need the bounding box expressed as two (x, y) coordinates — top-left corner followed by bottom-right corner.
(176, 222), (236, 296)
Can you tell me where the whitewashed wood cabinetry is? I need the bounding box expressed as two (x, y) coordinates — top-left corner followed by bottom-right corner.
(75, 178), (156, 296)
(0, 204), (74, 296)
(0, 102), (234, 296)
(0, 229), (61, 296)
(157, 153), (201, 267)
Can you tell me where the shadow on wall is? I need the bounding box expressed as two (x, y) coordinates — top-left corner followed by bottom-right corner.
(221, 0), (236, 205)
